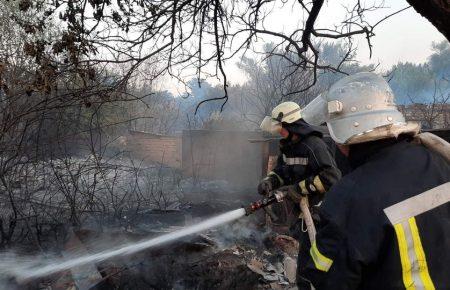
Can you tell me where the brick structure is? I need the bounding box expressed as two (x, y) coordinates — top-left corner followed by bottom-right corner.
(124, 131), (182, 168)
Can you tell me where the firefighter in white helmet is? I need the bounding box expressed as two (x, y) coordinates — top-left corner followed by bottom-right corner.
(258, 101), (342, 288)
(258, 101), (341, 206)
(297, 72), (450, 289)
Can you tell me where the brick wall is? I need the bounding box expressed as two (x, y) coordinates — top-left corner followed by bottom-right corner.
(124, 131), (182, 168)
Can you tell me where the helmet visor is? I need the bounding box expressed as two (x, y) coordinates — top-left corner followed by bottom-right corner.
(301, 93), (328, 126)
(260, 116), (282, 134)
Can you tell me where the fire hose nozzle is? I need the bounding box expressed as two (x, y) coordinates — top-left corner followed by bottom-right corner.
(244, 190), (287, 216)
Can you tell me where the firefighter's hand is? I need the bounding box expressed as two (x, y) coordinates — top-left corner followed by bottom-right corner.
(279, 184), (303, 203)
(257, 178), (273, 196)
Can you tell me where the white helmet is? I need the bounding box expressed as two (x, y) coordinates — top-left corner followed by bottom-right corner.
(302, 72), (419, 144)
(260, 101), (302, 133)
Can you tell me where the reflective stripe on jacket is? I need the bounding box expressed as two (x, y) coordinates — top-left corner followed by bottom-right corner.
(298, 138), (450, 290)
(269, 135), (341, 205)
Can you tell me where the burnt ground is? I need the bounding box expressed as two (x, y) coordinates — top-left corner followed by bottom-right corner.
(5, 188), (300, 290)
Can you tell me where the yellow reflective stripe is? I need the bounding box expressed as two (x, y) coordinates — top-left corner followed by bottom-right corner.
(299, 180), (307, 194)
(309, 241), (333, 272)
(268, 171), (284, 186)
(408, 217), (435, 290)
(313, 175), (326, 193)
(394, 223), (415, 290)
(394, 218), (435, 290)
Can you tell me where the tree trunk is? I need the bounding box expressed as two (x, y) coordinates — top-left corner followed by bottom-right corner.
(406, 0), (450, 41)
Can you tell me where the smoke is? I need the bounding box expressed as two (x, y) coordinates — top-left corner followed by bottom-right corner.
(183, 129), (266, 190)
(0, 252), (61, 289)
(213, 213), (270, 249)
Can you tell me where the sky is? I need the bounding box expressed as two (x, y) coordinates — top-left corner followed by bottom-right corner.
(162, 0), (447, 94)
(344, 1), (446, 68)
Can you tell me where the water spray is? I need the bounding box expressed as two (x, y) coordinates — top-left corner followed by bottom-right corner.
(1, 209), (247, 281)
(0, 190), (310, 283)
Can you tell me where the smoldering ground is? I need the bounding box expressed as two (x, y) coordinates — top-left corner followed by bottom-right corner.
(0, 208), (275, 290)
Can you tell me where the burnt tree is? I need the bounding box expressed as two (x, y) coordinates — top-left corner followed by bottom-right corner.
(406, 0), (450, 41)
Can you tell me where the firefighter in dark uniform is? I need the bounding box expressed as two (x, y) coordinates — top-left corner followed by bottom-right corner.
(258, 101), (342, 288)
(296, 72), (450, 289)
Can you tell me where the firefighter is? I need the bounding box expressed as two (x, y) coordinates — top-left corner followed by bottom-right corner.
(258, 101), (341, 287)
(258, 101), (341, 210)
(295, 72), (450, 289)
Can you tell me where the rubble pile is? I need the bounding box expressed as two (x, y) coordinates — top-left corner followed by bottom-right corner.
(105, 233), (298, 290)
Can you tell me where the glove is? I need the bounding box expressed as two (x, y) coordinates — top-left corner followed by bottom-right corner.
(257, 178), (273, 196)
(278, 184), (303, 203)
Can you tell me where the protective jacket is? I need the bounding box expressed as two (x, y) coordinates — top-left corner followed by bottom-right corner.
(266, 120), (341, 206)
(298, 136), (450, 289)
